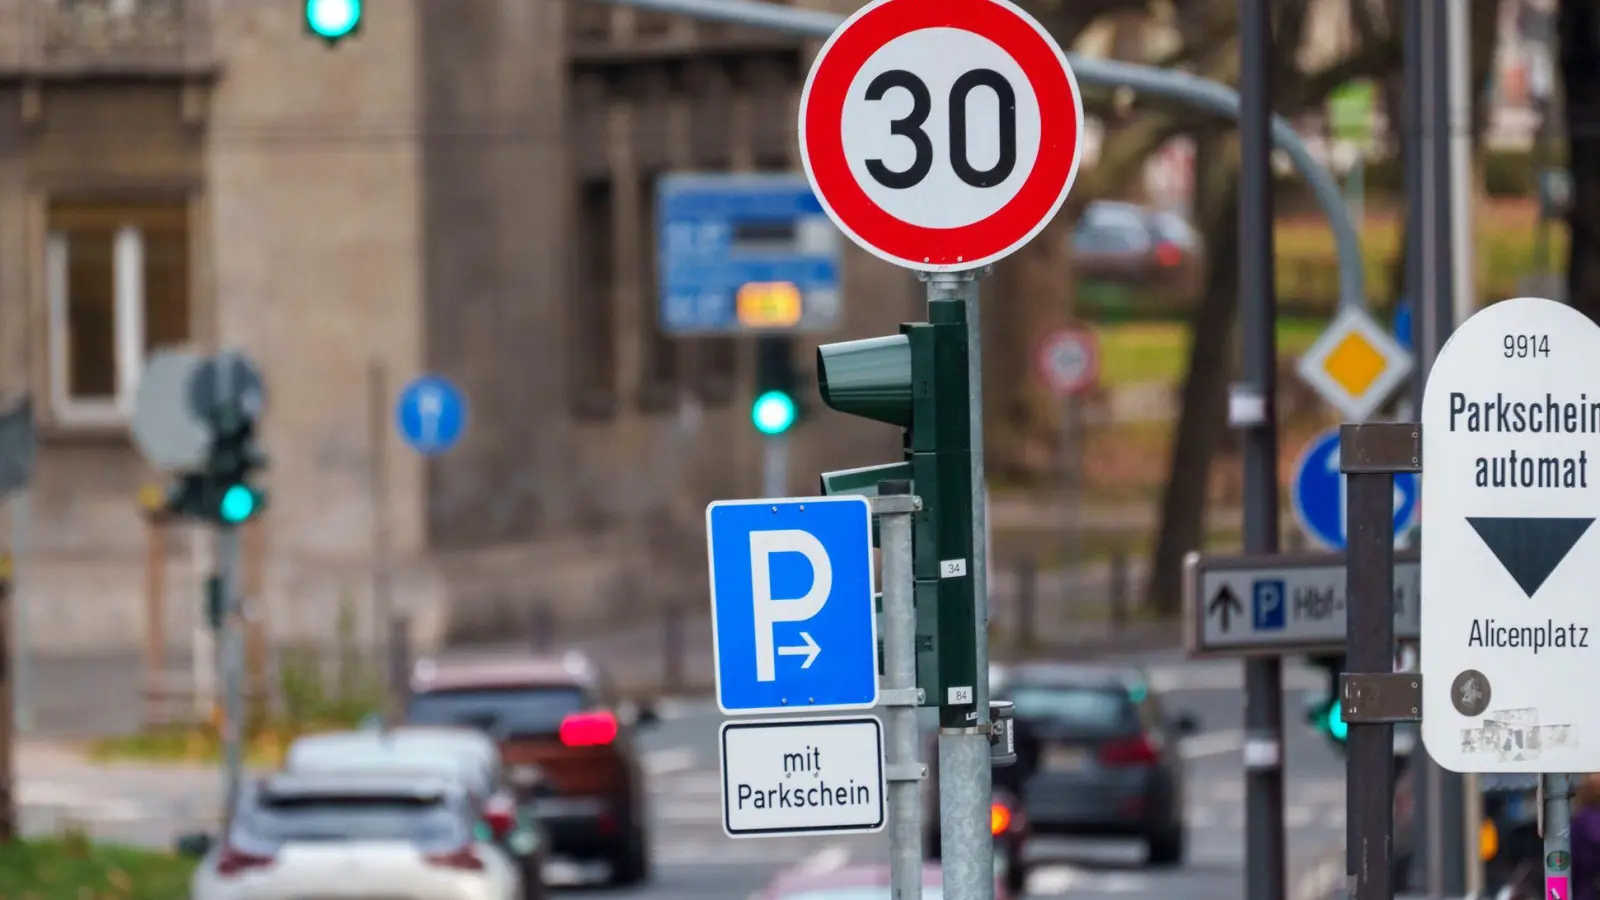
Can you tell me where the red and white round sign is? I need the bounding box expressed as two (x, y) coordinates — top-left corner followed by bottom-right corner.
(1036, 327), (1100, 396)
(798, 0), (1084, 273)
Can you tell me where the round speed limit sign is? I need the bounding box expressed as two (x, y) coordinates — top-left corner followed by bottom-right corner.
(799, 0), (1084, 272)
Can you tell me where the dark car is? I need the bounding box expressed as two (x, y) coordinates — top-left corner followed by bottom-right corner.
(996, 663), (1197, 866)
(1070, 200), (1203, 297)
(405, 651), (658, 886)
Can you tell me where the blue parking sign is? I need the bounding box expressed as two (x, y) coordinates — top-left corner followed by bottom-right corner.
(1253, 579), (1286, 631)
(707, 496), (879, 715)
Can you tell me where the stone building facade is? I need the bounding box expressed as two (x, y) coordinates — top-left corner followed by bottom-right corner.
(0, 0), (918, 658)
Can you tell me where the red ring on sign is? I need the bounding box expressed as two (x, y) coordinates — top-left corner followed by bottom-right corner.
(1034, 328), (1100, 395)
(801, 0), (1080, 270)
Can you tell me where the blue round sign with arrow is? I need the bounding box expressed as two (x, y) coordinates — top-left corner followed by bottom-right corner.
(1291, 425), (1419, 551)
(396, 375), (467, 456)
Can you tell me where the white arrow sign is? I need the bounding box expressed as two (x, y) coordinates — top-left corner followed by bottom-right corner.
(778, 632), (821, 669)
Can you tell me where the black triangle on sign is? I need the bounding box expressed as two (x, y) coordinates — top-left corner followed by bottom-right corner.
(1466, 517), (1595, 598)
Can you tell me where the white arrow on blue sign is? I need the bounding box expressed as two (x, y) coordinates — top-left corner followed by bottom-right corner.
(707, 496), (879, 716)
(1291, 425), (1419, 551)
(396, 375), (467, 456)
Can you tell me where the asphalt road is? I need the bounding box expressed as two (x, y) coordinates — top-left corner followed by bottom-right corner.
(16, 648), (1349, 900)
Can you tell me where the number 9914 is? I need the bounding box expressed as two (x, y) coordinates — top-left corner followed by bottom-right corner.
(1504, 334), (1550, 358)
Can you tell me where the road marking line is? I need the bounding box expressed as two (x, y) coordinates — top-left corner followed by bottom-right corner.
(1291, 853), (1345, 900)
(643, 747), (697, 776)
(1180, 728), (1245, 759)
(653, 801), (724, 824)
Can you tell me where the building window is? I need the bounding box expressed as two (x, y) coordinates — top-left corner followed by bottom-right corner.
(637, 171), (679, 412)
(47, 199), (190, 426)
(571, 179), (618, 419)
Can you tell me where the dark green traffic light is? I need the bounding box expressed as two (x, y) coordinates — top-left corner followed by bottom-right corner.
(816, 334), (912, 427)
(306, 0), (362, 43)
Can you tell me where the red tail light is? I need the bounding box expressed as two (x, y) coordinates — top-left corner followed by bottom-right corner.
(1098, 734), (1161, 767)
(482, 794), (517, 839)
(1154, 241), (1182, 267)
(990, 802), (1013, 835)
(215, 844), (276, 877)
(425, 846), (486, 871)
(560, 711), (618, 747)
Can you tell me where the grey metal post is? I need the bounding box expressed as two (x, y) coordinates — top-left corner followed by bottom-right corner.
(369, 362), (395, 682)
(217, 524), (244, 819)
(9, 490), (29, 733)
(1543, 774), (1573, 900)
(875, 483), (924, 900)
(929, 270), (993, 900)
(582, 0), (1368, 310)
(1239, 1), (1286, 897)
(762, 435), (789, 499)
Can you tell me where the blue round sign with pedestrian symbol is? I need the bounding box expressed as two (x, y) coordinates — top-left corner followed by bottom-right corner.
(1291, 426), (1419, 551)
(396, 375), (467, 456)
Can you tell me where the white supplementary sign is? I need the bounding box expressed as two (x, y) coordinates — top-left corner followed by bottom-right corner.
(1185, 552), (1420, 655)
(1420, 296), (1598, 773)
(798, 0), (1083, 272)
(720, 716), (886, 838)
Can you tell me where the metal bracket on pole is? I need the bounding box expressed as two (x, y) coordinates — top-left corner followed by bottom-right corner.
(1340, 673), (1422, 724)
(886, 763), (928, 783)
(879, 688), (925, 707)
(871, 495), (922, 516)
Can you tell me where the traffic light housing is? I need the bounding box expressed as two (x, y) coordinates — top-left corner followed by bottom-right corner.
(305, 0), (363, 45)
(752, 337), (801, 436)
(1305, 654), (1349, 748)
(816, 301), (975, 727)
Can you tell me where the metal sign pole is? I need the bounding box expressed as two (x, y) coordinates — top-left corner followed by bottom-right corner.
(876, 483), (925, 900)
(1340, 423), (1423, 900)
(217, 524), (244, 819)
(930, 270), (993, 900)
(1544, 774), (1573, 900)
(8, 491), (29, 733)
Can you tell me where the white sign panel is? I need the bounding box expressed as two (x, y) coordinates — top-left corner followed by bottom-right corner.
(720, 716), (886, 838)
(1421, 296), (1600, 773)
(1185, 551), (1420, 656)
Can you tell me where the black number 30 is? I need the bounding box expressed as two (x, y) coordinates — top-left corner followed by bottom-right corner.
(863, 68), (1018, 191)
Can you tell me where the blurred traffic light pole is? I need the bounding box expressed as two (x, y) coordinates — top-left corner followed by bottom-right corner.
(753, 337), (801, 497)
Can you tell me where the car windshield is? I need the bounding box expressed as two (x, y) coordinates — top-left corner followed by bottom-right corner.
(406, 686), (587, 738)
(235, 792), (468, 848)
(1007, 685), (1137, 731)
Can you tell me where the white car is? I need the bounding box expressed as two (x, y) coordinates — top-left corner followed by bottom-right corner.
(187, 771), (521, 900)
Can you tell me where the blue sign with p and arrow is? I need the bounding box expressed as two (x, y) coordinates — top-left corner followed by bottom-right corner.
(396, 375), (467, 456)
(1291, 425), (1419, 551)
(707, 496), (879, 716)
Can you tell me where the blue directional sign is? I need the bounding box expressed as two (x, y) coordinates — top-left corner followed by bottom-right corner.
(1291, 426), (1419, 551)
(395, 375), (467, 456)
(658, 174), (842, 335)
(707, 496), (878, 715)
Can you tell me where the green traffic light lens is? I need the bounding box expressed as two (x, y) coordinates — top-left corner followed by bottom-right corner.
(1325, 701), (1348, 741)
(219, 485), (257, 524)
(306, 0), (362, 38)
(752, 391), (797, 436)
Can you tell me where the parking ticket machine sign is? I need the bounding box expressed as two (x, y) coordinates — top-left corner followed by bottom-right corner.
(707, 496), (879, 715)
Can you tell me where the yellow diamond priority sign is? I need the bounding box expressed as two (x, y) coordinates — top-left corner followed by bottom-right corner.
(1295, 306), (1414, 422)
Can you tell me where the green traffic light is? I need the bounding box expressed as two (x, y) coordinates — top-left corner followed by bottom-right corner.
(1325, 700), (1348, 741)
(752, 391), (797, 436)
(306, 0), (362, 40)
(219, 484), (258, 524)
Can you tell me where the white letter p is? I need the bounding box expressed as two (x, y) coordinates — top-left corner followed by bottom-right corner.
(749, 529), (832, 682)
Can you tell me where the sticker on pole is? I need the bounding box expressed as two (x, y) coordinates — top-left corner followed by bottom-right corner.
(798, 0), (1084, 272)
(1419, 296), (1600, 773)
(1035, 327), (1100, 397)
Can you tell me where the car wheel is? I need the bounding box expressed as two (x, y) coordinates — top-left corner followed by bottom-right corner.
(1004, 848), (1028, 896)
(1146, 826), (1185, 867)
(608, 825), (651, 886)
